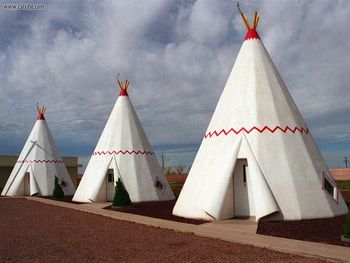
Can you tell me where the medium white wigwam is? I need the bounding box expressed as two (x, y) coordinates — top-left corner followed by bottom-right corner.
(1, 106), (76, 197)
(73, 78), (175, 203)
(173, 6), (348, 222)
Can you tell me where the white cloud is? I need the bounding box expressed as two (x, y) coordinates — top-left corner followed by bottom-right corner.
(0, 0), (349, 168)
(188, 0), (230, 45)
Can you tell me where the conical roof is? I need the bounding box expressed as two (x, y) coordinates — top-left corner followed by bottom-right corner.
(2, 107), (76, 196)
(93, 80), (153, 156)
(73, 80), (174, 203)
(173, 8), (348, 221)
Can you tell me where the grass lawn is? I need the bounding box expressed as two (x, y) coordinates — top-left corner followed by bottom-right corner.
(337, 181), (350, 190)
(169, 182), (185, 188)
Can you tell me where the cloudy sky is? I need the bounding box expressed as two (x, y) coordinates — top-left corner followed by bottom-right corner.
(0, 0), (349, 171)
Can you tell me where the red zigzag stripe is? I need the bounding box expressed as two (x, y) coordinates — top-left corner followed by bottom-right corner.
(204, 125), (309, 139)
(17, 160), (64, 164)
(92, 150), (154, 156)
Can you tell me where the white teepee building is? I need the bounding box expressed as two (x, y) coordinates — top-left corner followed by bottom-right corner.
(173, 10), (348, 222)
(1, 107), (76, 197)
(73, 79), (175, 203)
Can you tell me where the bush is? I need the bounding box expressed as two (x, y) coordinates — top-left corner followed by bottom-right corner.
(343, 210), (350, 238)
(336, 181), (350, 190)
(112, 178), (131, 207)
(53, 176), (64, 198)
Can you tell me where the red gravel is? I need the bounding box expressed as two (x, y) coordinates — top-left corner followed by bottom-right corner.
(258, 215), (350, 247)
(341, 190), (350, 203)
(106, 200), (207, 225)
(108, 200), (350, 247)
(41, 196), (350, 248)
(40, 195), (81, 204)
(0, 198), (325, 263)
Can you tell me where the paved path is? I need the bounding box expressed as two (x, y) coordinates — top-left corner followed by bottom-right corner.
(29, 197), (350, 262)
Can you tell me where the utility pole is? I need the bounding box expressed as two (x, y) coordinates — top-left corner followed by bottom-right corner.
(344, 156), (349, 168)
(160, 152), (165, 174)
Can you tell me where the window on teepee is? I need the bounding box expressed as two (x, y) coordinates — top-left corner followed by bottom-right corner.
(107, 169), (114, 182)
(324, 179), (334, 196)
(60, 180), (67, 188)
(243, 164), (247, 185)
(154, 177), (165, 194)
(322, 172), (337, 201)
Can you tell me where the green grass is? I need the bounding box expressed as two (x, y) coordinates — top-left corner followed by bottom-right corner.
(169, 182), (184, 188)
(336, 181), (350, 190)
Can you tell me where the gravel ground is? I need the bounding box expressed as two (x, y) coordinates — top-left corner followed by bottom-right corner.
(0, 198), (326, 263)
(258, 189), (350, 247)
(109, 200), (350, 247)
(106, 200), (207, 225)
(258, 215), (350, 247)
(341, 191), (350, 203)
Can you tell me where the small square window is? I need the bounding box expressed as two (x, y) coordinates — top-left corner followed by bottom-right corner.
(322, 172), (337, 202)
(60, 180), (67, 188)
(107, 169), (114, 182)
(154, 177), (165, 194)
(324, 178), (334, 196)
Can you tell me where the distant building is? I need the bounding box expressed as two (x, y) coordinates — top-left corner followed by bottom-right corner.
(329, 168), (350, 181)
(0, 155), (78, 192)
(166, 173), (188, 184)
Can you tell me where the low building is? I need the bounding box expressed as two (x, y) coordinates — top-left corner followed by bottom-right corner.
(0, 155), (78, 193)
(166, 173), (188, 184)
(329, 168), (350, 181)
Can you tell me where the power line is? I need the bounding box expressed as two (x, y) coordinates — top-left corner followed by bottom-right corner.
(160, 152), (165, 174)
(344, 156), (349, 168)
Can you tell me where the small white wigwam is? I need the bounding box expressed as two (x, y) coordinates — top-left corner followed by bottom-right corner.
(173, 6), (348, 221)
(73, 78), (175, 203)
(1, 106), (76, 196)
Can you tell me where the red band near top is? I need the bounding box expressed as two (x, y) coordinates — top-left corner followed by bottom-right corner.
(119, 89), (128, 96)
(37, 113), (45, 120)
(245, 28), (260, 40)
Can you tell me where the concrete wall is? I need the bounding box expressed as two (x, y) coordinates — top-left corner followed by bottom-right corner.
(0, 155), (78, 192)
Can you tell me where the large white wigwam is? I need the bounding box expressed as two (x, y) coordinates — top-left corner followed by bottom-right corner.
(73, 79), (175, 203)
(173, 8), (348, 221)
(1, 107), (76, 196)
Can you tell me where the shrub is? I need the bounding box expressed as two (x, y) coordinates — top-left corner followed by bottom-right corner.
(343, 210), (350, 238)
(53, 176), (64, 198)
(112, 178), (131, 207)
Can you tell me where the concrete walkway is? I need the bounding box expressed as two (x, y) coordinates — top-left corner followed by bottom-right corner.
(28, 197), (350, 262)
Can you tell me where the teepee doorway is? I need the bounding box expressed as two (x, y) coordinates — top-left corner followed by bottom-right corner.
(233, 159), (255, 217)
(106, 169), (115, 201)
(24, 172), (30, 196)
